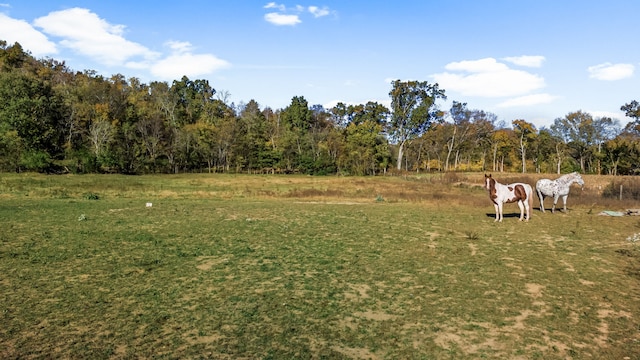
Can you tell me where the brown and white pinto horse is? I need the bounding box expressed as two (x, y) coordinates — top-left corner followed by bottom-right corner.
(484, 174), (533, 222)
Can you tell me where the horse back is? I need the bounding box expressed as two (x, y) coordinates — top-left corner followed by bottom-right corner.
(536, 179), (556, 196)
(505, 183), (531, 203)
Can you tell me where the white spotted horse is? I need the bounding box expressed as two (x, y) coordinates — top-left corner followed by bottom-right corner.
(484, 174), (533, 222)
(535, 172), (584, 213)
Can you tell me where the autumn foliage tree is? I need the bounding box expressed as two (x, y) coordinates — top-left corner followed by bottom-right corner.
(0, 40), (639, 175)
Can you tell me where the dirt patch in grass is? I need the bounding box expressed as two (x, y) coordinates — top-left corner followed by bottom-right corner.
(196, 256), (230, 271)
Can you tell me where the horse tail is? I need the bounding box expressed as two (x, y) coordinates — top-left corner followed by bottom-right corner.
(528, 185), (534, 216)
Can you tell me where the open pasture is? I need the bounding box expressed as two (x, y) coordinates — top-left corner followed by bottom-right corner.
(1, 173), (640, 359)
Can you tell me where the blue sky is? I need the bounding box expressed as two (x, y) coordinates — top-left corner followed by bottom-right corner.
(1, 1), (638, 129)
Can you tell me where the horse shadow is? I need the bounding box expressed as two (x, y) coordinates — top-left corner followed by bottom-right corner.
(485, 213), (523, 219)
(485, 207), (568, 218)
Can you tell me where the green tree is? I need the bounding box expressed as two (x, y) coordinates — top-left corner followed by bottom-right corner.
(187, 122), (217, 172)
(469, 110), (497, 171)
(161, 77), (217, 173)
(0, 71), (65, 171)
(339, 102), (390, 175)
(531, 128), (561, 173)
(388, 80), (446, 170)
(551, 110), (605, 173)
(444, 101), (469, 171)
(602, 138), (628, 175)
(591, 117), (620, 174)
(279, 96), (314, 172)
(491, 128), (516, 172)
(236, 100), (271, 172)
(0, 129), (22, 171)
(443, 102), (494, 171)
(512, 119), (537, 173)
(0, 41), (28, 71)
(172, 76), (216, 125)
(621, 100), (640, 131)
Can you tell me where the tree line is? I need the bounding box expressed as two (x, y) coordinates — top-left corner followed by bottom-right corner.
(1, 40), (639, 175)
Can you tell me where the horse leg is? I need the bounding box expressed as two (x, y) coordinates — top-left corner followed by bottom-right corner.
(562, 195), (568, 212)
(517, 200), (525, 221)
(537, 190), (545, 213)
(494, 203), (500, 222)
(552, 195), (559, 213)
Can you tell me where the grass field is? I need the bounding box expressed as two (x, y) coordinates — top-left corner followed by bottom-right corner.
(1, 173), (640, 359)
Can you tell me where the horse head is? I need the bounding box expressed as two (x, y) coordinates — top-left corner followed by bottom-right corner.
(574, 173), (585, 189)
(484, 174), (493, 190)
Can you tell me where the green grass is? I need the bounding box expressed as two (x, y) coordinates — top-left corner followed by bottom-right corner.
(1, 173), (640, 358)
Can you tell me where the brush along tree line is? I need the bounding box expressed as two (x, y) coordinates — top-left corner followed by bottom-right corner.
(1, 41), (639, 175)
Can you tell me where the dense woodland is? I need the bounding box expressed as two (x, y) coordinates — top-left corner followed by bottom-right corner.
(1, 40), (640, 176)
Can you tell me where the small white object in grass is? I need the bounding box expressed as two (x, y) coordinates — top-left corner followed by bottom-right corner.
(627, 233), (640, 243)
(146, 202), (153, 207)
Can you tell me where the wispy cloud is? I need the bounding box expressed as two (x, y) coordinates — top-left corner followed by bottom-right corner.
(308, 6), (330, 18)
(496, 93), (558, 108)
(588, 62), (634, 81)
(263, 3), (332, 26)
(264, 2), (286, 11)
(431, 57), (545, 97)
(503, 55), (545, 68)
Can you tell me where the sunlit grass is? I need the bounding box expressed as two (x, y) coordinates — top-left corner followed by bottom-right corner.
(1, 173), (639, 358)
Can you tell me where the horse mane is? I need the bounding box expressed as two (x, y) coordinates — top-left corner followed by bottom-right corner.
(557, 172), (573, 180)
(556, 172), (582, 186)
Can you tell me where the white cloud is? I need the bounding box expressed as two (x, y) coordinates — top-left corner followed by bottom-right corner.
(444, 58), (508, 73)
(150, 54), (229, 80)
(432, 58), (545, 97)
(8, 7), (231, 80)
(149, 41), (230, 80)
(165, 40), (193, 53)
(308, 6), (330, 17)
(263, 3), (332, 25)
(503, 55), (545, 68)
(264, 12), (301, 26)
(588, 62), (634, 81)
(264, 2), (286, 11)
(0, 13), (58, 56)
(33, 8), (159, 66)
(496, 93), (558, 108)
